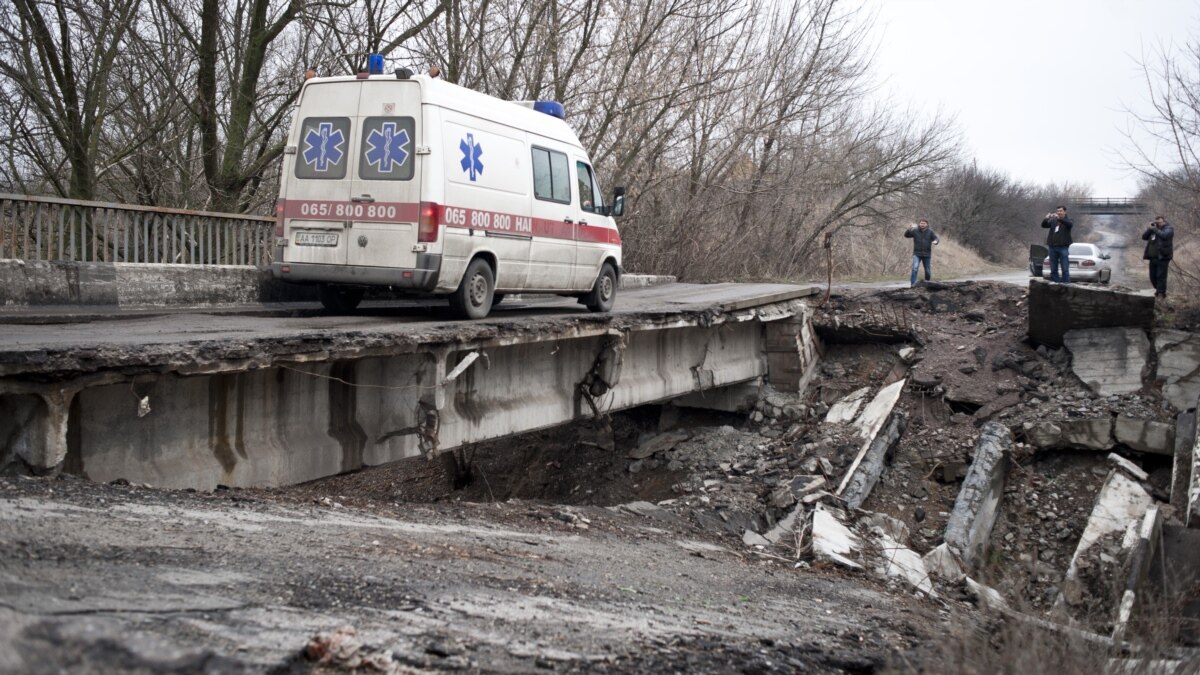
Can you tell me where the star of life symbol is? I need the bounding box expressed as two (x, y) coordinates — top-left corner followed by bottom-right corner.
(365, 123), (411, 173)
(459, 133), (484, 181)
(302, 122), (346, 172)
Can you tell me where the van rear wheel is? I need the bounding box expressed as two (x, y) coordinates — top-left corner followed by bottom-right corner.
(450, 258), (495, 319)
(318, 284), (364, 313)
(585, 262), (617, 313)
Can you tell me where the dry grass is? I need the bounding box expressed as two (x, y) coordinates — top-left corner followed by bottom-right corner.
(816, 229), (1010, 284)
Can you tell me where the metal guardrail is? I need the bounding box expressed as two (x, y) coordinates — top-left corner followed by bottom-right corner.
(0, 193), (275, 265)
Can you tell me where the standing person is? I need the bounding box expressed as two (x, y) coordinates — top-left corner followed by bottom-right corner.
(1041, 205), (1073, 283)
(905, 219), (940, 287)
(1142, 215), (1174, 300)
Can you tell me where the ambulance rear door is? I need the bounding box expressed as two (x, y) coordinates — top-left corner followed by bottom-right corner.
(281, 80), (360, 267)
(347, 79), (423, 269)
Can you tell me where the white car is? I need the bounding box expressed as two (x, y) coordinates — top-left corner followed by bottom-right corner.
(1029, 242), (1112, 283)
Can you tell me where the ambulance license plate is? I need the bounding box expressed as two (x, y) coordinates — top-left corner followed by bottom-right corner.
(295, 232), (339, 246)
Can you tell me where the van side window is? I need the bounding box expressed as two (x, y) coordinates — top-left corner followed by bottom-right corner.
(295, 117), (351, 180)
(358, 117), (416, 181)
(532, 147), (570, 204)
(576, 161), (604, 213)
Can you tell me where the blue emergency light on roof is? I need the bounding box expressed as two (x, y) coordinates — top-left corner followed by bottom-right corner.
(533, 101), (566, 120)
(368, 54), (385, 75)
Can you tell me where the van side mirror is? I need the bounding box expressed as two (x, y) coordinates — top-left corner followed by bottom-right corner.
(611, 187), (626, 218)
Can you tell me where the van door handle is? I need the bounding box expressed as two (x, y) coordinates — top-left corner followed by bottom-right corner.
(578, 219), (588, 226)
(563, 217), (575, 224)
(351, 194), (375, 203)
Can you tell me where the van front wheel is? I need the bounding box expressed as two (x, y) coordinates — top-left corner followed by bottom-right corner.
(318, 284), (364, 313)
(585, 262), (617, 313)
(450, 258), (495, 319)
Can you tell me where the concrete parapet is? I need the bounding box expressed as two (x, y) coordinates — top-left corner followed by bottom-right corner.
(0, 260), (313, 308)
(1027, 279), (1154, 348)
(944, 421), (1012, 567)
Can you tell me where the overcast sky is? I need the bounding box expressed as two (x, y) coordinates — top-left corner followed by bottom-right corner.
(866, 0), (1200, 197)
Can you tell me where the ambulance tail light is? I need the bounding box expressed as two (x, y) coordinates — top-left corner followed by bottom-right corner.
(275, 203), (285, 237)
(418, 202), (440, 242)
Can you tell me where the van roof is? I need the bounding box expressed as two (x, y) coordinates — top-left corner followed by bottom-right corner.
(301, 74), (584, 149)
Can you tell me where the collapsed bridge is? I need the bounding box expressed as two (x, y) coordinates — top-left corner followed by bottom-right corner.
(0, 282), (820, 490)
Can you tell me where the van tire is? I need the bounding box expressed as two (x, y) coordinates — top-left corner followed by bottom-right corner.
(450, 258), (495, 319)
(584, 262), (617, 313)
(318, 284), (364, 313)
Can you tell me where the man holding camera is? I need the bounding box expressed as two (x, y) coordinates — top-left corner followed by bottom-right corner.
(1142, 215), (1174, 300)
(1041, 205), (1073, 283)
(904, 219), (939, 287)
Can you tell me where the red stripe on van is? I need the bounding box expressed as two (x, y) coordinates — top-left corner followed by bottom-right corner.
(282, 199), (620, 245)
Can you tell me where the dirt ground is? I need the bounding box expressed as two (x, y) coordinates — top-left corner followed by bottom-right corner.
(2, 279), (1198, 673)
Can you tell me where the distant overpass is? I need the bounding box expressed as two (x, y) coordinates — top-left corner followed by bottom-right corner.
(1070, 198), (1148, 215)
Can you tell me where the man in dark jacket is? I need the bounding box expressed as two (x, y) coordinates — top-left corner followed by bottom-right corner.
(1041, 205), (1073, 283)
(1142, 215), (1174, 299)
(905, 219), (939, 287)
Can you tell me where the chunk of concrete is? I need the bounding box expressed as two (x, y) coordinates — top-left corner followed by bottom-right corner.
(944, 422), (1012, 567)
(1060, 470), (1154, 606)
(1111, 507), (1163, 642)
(841, 413), (906, 509)
(964, 577), (1007, 609)
(1107, 453), (1148, 482)
(742, 530), (771, 547)
(628, 430), (689, 459)
(874, 531), (935, 596)
(923, 543), (965, 582)
(837, 379), (906, 495)
(1062, 327), (1150, 396)
(1113, 416), (1174, 456)
(1024, 418), (1115, 452)
(824, 386), (870, 424)
(972, 392), (1021, 425)
(1154, 330), (1200, 412)
(811, 504), (862, 569)
(1190, 427), (1200, 529)
(1173, 412), (1196, 513)
(1028, 280), (1154, 348)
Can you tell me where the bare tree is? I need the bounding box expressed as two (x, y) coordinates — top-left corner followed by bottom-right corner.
(0, 0), (143, 200)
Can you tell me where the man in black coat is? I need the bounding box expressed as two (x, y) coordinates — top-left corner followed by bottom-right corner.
(905, 219), (939, 287)
(1142, 215), (1175, 299)
(1041, 205), (1073, 283)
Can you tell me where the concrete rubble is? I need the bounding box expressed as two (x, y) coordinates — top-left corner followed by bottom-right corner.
(1155, 330), (1200, 412)
(1058, 468), (1154, 610)
(943, 422), (1011, 567)
(1062, 327), (1150, 396)
(1023, 416), (1175, 456)
(1027, 280), (1154, 348)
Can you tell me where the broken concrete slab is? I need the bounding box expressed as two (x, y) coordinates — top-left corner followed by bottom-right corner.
(1173, 412), (1196, 513)
(972, 392), (1021, 425)
(825, 386), (870, 424)
(1113, 416), (1175, 456)
(963, 577), (1007, 609)
(1191, 427), (1200, 529)
(1023, 417), (1115, 452)
(837, 379), (906, 495)
(811, 504), (863, 569)
(873, 530), (935, 596)
(628, 430), (689, 459)
(1111, 506), (1163, 642)
(1154, 330), (1200, 412)
(762, 505), (801, 545)
(841, 413), (906, 509)
(742, 530), (771, 547)
(1107, 453), (1149, 482)
(1063, 327), (1150, 396)
(922, 543), (965, 582)
(944, 422), (1012, 567)
(1027, 279), (1154, 348)
(1060, 470), (1154, 607)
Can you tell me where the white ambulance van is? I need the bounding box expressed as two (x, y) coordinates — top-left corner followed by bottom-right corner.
(271, 58), (625, 319)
